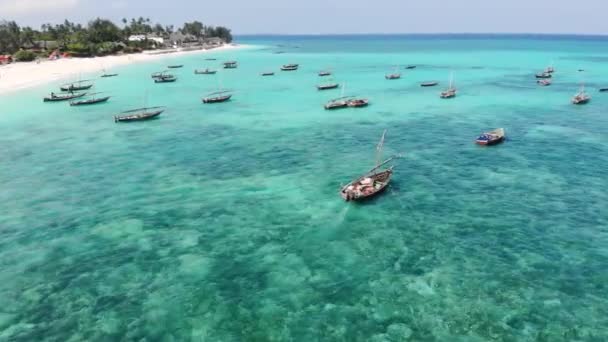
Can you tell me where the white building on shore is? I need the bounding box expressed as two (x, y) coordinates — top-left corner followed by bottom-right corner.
(128, 35), (164, 45)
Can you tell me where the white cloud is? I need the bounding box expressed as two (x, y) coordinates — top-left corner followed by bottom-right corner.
(0, 0), (80, 16)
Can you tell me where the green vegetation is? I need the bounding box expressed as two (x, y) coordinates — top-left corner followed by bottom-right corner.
(13, 50), (36, 61)
(0, 18), (233, 58)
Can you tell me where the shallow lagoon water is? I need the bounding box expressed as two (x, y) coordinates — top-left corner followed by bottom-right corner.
(1, 35), (607, 340)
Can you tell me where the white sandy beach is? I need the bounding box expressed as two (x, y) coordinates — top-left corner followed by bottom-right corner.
(0, 44), (245, 95)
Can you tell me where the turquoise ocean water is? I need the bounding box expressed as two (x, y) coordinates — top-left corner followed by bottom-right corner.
(1, 35), (607, 340)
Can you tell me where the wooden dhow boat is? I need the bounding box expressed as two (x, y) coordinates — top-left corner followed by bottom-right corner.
(195, 68), (217, 75)
(114, 106), (165, 123)
(223, 61), (238, 69)
(385, 68), (401, 80)
(420, 81), (439, 87)
(43, 92), (87, 102)
(346, 98), (369, 108)
(475, 128), (505, 145)
(60, 80), (94, 92)
(572, 84), (591, 105)
(69, 93), (110, 106)
(317, 82), (339, 90)
(537, 79), (552, 86)
(440, 72), (457, 99)
(203, 90), (232, 103)
(340, 130), (400, 201)
(535, 72), (552, 79)
(153, 72), (177, 83)
(324, 96), (349, 110)
(281, 64), (299, 71)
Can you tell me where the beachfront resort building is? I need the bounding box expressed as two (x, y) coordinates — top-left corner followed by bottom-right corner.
(128, 35), (164, 46)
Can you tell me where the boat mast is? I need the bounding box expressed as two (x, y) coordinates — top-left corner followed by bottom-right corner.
(375, 130), (387, 167)
(449, 72), (454, 89)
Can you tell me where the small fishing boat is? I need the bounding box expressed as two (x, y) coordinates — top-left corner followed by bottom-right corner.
(203, 90), (232, 103)
(420, 81), (439, 87)
(223, 61), (238, 69)
(440, 72), (457, 99)
(318, 71), (332, 77)
(324, 97), (349, 110)
(317, 82), (339, 90)
(599, 88), (608, 92)
(537, 79), (552, 86)
(114, 106), (165, 123)
(194, 69), (217, 75)
(340, 130), (400, 202)
(385, 66), (401, 80)
(347, 98), (369, 108)
(60, 80), (94, 92)
(154, 74), (177, 83)
(167, 64), (183, 69)
(572, 84), (591, 105)
(281, 64), (299, 71)
(475, 128), (505, 146)
(405, 65), (417, 69)
(578, 69), (585, 72)
(101, 73), (118, 78)
(69, 93), (110, 106)
(43, 92), (87, 102)
(205, 58), (217, 61)
(535, 72), (552, 79)
(261, 71), (275, 76)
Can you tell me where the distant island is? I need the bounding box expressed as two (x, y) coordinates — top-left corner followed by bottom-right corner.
(0, 18), (233, 63)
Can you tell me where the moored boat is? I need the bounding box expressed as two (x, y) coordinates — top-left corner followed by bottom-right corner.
(440, 72), (457, 99)
(167, 64), (183, 69)
(475, 128), (505, 146)
(537, 79), (552, 86)
(154, 74), (177, 83)
(317, 82), (339, 90)
(535, 72), (552, 79)
(205, 58), (217, 61)
(324, 97), (349, 110)
(281, 64), (299, 71)
(114, 106), (165, 123)
(572, 84), (591, 105)
(599, 88), (608, 92)
(223, 61), (238, 69)
(69, 93), (110, 106)
(194, 68), (217, 75)
(405, 65), (417, 69)
(43, 92), (87, 102)
(261, 71), (275, 76)
(346, 98), (369, 108)
(385, 66), (401, 80)
(340, 130), (401, 201)
(420, 81), (439, 87)
(318, 70), (332, 76)
(203, 90), (232, 103)
(60, 80), (94, 92)
(101, 73), (118, 78)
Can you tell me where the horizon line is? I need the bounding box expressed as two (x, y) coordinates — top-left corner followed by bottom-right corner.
(236, 32), (608, 37)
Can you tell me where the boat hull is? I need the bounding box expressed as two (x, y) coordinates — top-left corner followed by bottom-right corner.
(476, 136), (505, 145)
(203, 95), (232, 103)
(60, 84), (93, 92)
(114, 110), (163, 123)
(70, 96), (111, 106)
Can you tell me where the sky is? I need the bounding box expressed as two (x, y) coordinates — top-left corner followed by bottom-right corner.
(1, 0), (608, 35)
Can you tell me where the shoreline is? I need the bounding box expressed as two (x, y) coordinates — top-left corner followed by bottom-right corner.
(0, 44), (249, 95)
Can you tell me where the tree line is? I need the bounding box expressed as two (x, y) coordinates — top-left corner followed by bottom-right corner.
(0, 18), (233, 60)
